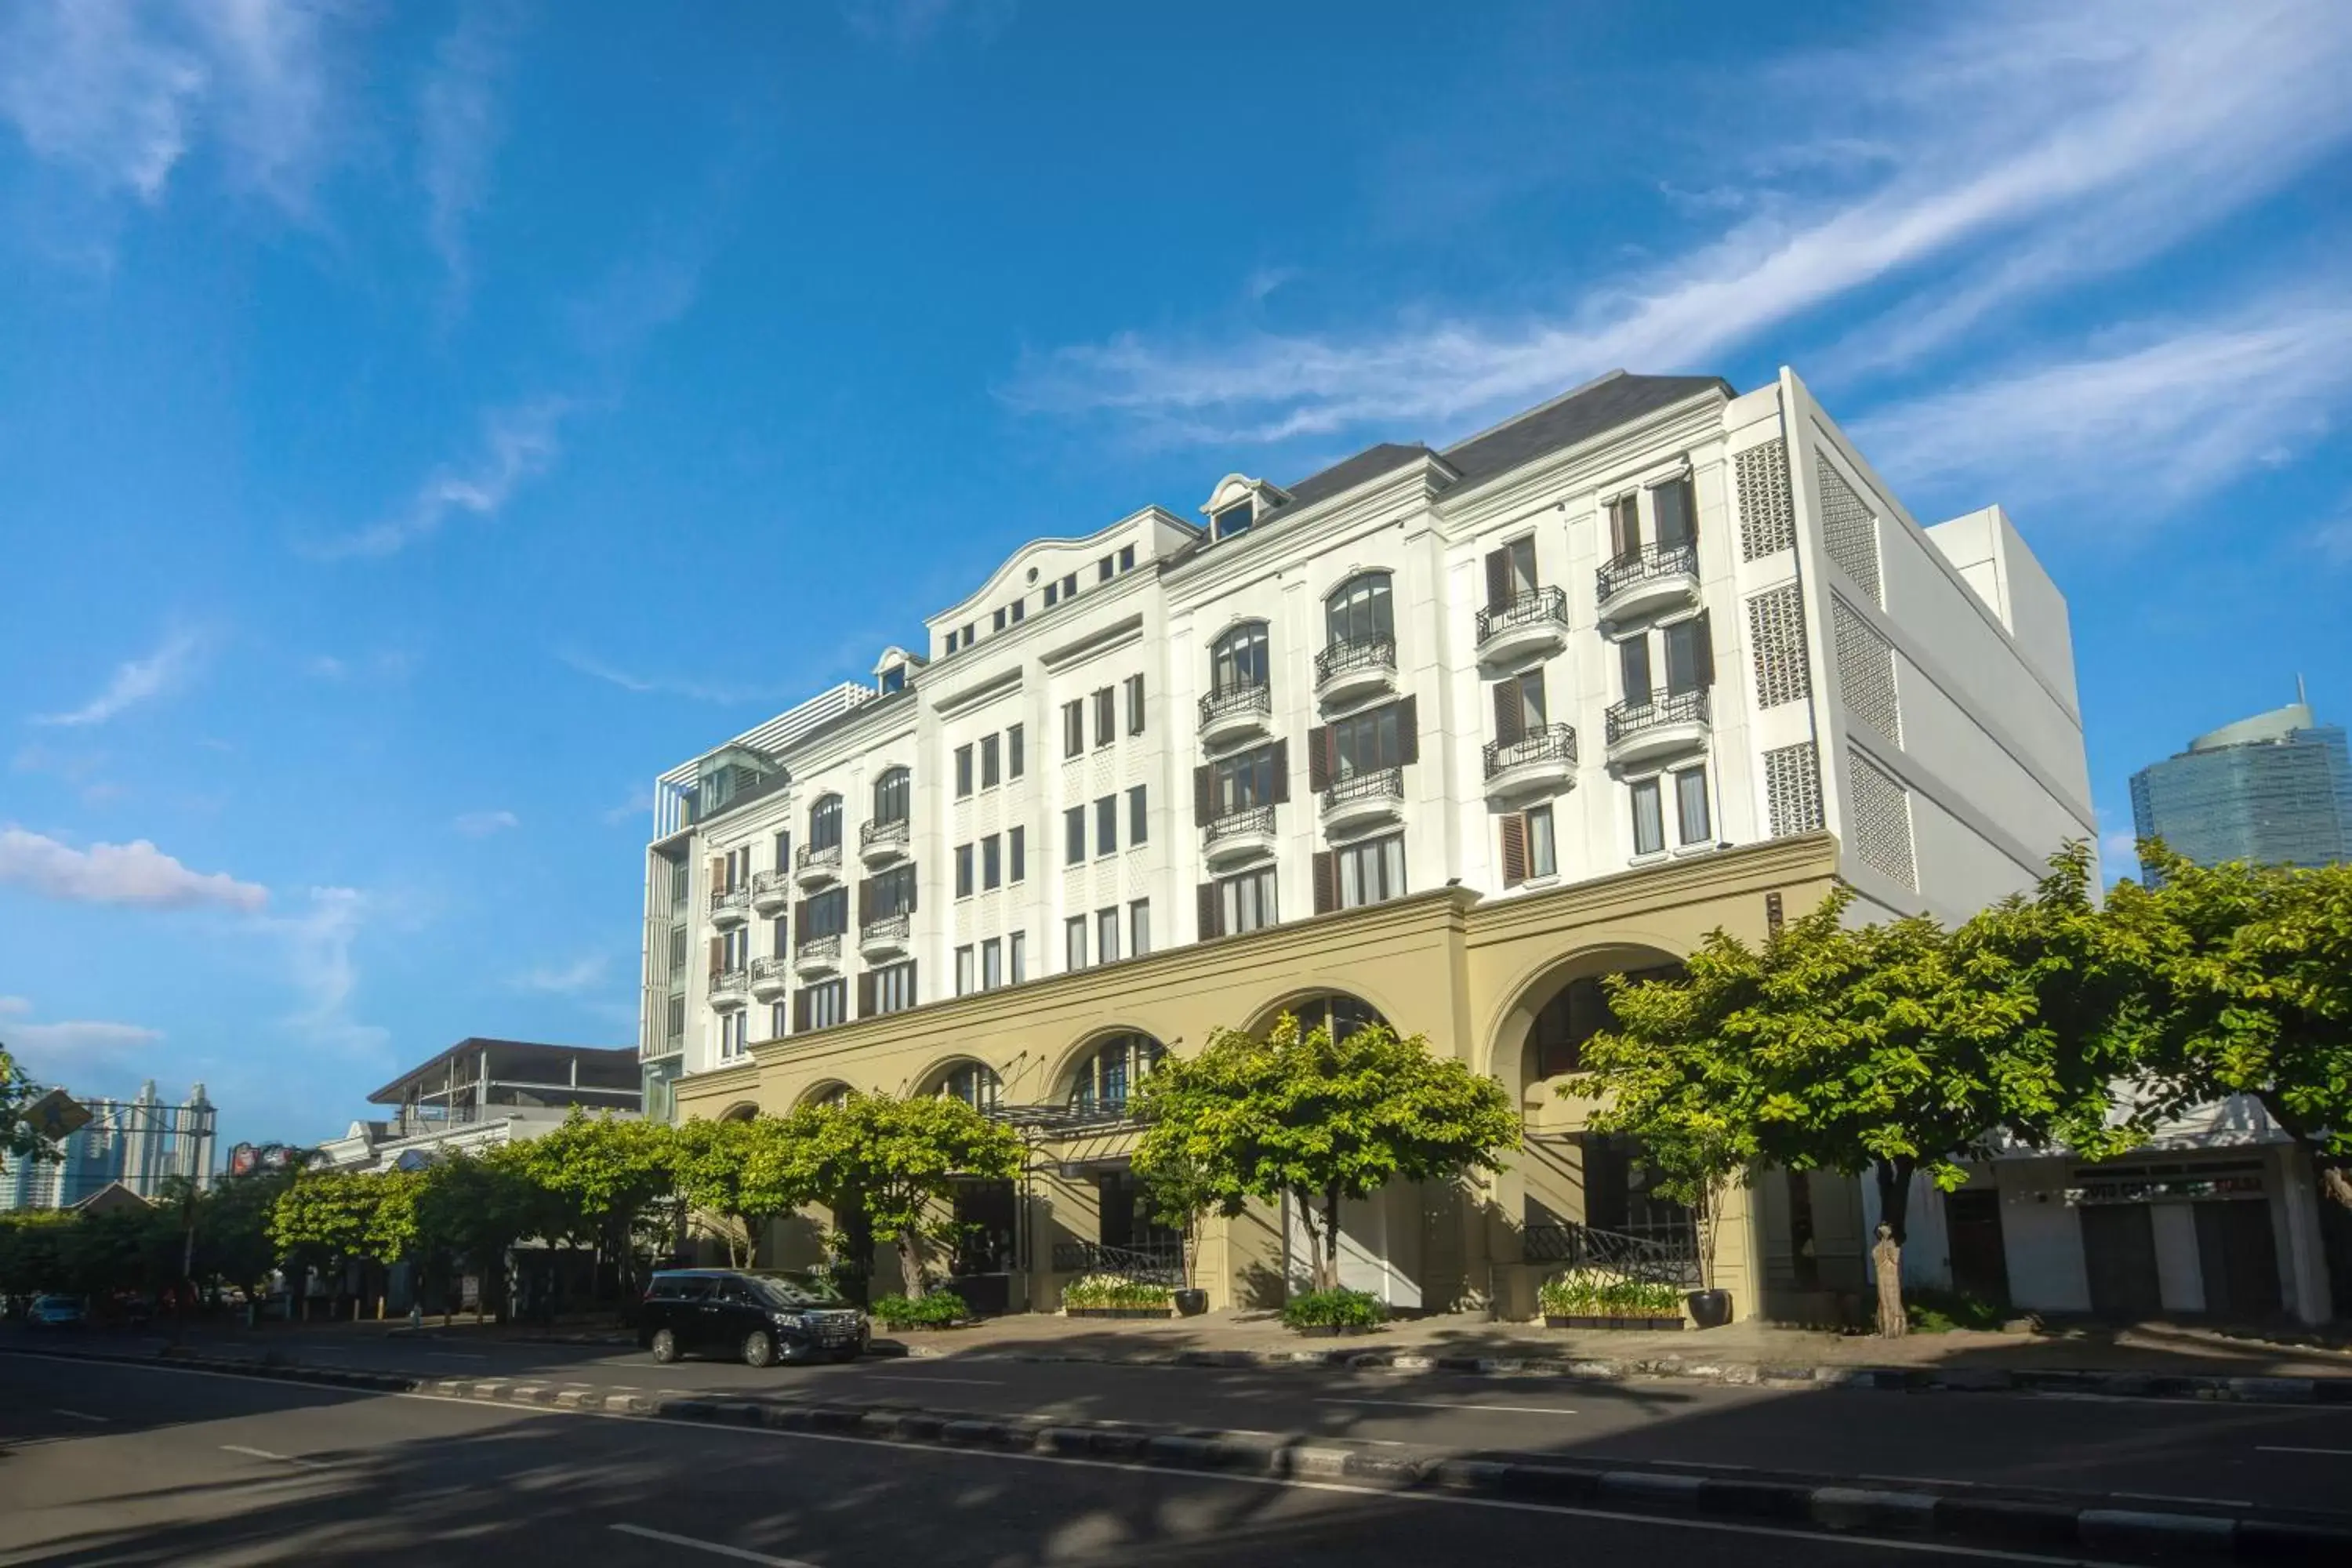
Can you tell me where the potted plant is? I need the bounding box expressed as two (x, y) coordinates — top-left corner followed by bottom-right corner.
(1060, 1274), (1175, 1319)
(1137, 1147), (1216, 1317)
(1539, 1269), (1686, 1330)
(1280, 1287), (1386, 1337)
(1683, 1177), (1735, 1330)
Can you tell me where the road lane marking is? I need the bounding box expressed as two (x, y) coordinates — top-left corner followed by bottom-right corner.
(423, 1352), (489, 1360)
(1315, 1397), (1577, 1415)
(609, 1523), (818, 1565)
(853, 1374), (1004, 1386)
(51, 1408), (108, 1422)
(2259, 1445), (2352, 1456)
(220, 1443), (327, 1468)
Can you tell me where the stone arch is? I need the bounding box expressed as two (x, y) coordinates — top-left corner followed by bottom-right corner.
(716, 1101), (761, 1123)
(1052, 1029), (1168, 1113)
(1243, 987), (1393, 1043)
(793, 1080), (854, 1111)
(1478, 935), (1693, 1090)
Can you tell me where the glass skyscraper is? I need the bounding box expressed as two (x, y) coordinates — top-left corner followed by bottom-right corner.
(2128, 697), (2352, 877)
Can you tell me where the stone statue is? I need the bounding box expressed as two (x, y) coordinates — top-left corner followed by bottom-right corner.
(1872, 1222), (1906, 1338)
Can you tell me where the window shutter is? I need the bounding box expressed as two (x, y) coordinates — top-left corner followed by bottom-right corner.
(706, 935), (724, 976)
(1493, 681), (1523, 746)
(855, 877), (870, 925)
(1500, 814), (1529, 887)
(708, 855), (724, 893)
(1396, 695), (1419, 766)
(1193, 764), (1215, 826)
(793, 898), (809, 933)
(793, 990), (809, 1033)
(857, 971), (875, 1018)
(1484, 547), (1511, 612)
(1312, 851), (1338, 915)
(905, 960), (916, 1004)
(1197, 882), (1221, 941)
(1307, 726), (1330, 793)
(1695, 610), (1716, 686)
(1270, 737), (1291, 804)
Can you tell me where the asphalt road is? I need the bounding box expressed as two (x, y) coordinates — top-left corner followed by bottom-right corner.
(30, 1326), (2352, 1515)
(0, 1352), (2102, 1568)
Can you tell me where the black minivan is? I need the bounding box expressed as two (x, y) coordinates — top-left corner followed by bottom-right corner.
(637, 1269), (870, 1367)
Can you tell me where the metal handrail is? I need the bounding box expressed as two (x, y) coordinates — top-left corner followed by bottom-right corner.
(796, 932), (843, 964)
(1595, 540), (1698, 605)
(1483, 723), (1579, 779)
(859, 816), (909, 850)
(1315, 635), (1396, 685)
(1203, 804), (1276, 844)
(795, 840), (844, 873)
(710, 966), (749, 996)
(1322, 766), (1403, 810)
(1050, 1240), (1184, 1284)
(1522, 1219), (1701, 1286)
(1475, 584), (1568, 644)
(1196, 683), (1272, 731)
(749, 955), (789, 984)
(1606, 688), (1709, 744)
(859, 913), (910, 946)
(749, 869), (789, 902)
(709, 886), (750, 916)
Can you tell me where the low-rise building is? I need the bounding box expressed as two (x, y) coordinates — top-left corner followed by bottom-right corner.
(312, 1038), (639, 1174)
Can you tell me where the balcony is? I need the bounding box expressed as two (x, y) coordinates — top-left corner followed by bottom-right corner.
(749, 869), (790, 916)
(859, 816), (910, 868)
(709, 967), (750, 1009)
(1203, 804), (1277, 868)
(858, 912), (910, 960)
(1595, 542), (1699, 624)
(1475, 585), (1570, 666)
(749, 955), (791, 1001)
(796, 932), (844, 975)
(1197, 683), (1272, 748)
(708, 886), (750, 928)
(1314, 636), (1396, 707)
(1320, 766), (1405, 835)
(1483, 723), (1580, 798)
(1605, 688), (1711, 766)
(794, 840), (844, 889)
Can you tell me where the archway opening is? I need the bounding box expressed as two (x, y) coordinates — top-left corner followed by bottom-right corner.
(1249, 990), (1387, 1042)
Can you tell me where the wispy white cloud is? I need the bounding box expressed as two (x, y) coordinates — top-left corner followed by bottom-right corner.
(452, 808), (519, 837)
(0, 996), (164, 1079)
(601, 786), (655, 827)
(264, 885), (386, 1058)
(418, 0), (517, 299)
(556, 648), (782, 706)
(838, 0), (1014, 47)
(31, 627), (205, 728)
(1851, 296), (2352, 518)
(0, 826), (267, 911)
(303, 396), (569, 559)
(1004, 0), (2352, 448)
(0, 0), (343, 211)
(514, 953), (608, 995)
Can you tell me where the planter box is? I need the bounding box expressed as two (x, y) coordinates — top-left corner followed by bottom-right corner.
(1064, 1306), (1174, 1319)
(1544, 1315), (1686, 1331)
(1292, 1323), (1379, 1338)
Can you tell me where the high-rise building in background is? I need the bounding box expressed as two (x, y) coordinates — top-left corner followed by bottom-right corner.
(0, 1080), (218, 1212)
(2129, 691), (2351, 877)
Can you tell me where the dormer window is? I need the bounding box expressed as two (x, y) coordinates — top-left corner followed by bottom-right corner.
(1214, 500), (1253, 539)
(879, 666), (905, 695)
(1202, 473), (1288, 543)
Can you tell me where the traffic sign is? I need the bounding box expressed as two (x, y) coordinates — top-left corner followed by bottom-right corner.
(24, 1087), (92, 1141)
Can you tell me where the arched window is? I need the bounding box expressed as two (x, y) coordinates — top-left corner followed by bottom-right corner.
(1068, 1033), (1165, 1113)
(1211, 622), (1269, 695)
(873, 767), (909, 826)
(932, 1061), (1001, 1112)
(809, 793), (842, 852)
(1325, 572), (1394, 648)
(801, 1081), (853, 1111)
(1278, 991), (1387, 1044)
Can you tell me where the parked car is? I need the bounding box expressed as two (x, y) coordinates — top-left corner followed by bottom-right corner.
(637, 1269), (869, 1367)
(27, 1295), (85, 1329)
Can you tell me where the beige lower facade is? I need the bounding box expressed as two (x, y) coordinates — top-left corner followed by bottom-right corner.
(677, 833), (1846, 1323)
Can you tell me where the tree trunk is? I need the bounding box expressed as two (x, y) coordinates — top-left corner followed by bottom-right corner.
(1871, 1157), (1916, 1338)
(1322, 1188), (1343, 1293)
(898, 1227), (924, 1298)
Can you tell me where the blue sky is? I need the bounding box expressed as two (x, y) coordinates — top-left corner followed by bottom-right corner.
(2, 0), (2347, 1152)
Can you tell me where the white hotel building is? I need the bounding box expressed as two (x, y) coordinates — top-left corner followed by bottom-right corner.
(635, 368), (2124, 1323)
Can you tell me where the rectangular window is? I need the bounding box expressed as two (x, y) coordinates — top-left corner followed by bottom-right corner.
(771, 830), (790, 873)
(1632, 778), (1666, 855)
(1332, 702), (1405, 779)
(993, 608), (1007, 633)
(1527, 804), (1558, 879)
(982, 938), (1003, 990)
(1653, 474), (1697, 550)
(1512, 670), (1547, 731)
(955, 744), (975, 798)
(1608, 492), (1642, 563)
(1124, 672), (1145, 735)
(1007, 724), (1024, 779)
(1093, 687), (1115, 748)
(1119, 544), (1135, 572)
(1214, 744), (1279, 813)
(1064, 805), (1087, 864)
(1337, 833), (1407, 909)
(1010, 598), (1025, 624)
(1097, 907), (1120, 965)
(869, 864), (916, 919)
(1621, 634), (1653, 706)
(1062, 572), (1077, 600)
(1663, 617), (1710, 695)
(1219, 866), (1277, 935)
(1129, 898), (1151, 957)
(1044, 580), (1060, 608)
(800, 979), (847, 1031)
(1063, 699), (1083, 758)
(871, 960), (916, 1016)
(722, 925), (749, 967)
(771, 1000), (788, 1040)
(1009, 930), (1025, 984)
(805, 887), (848, 938)
(1504, 535), (1538, 596)
(1675, 764), (1712, 846)
(981, 733), (1000, 788)
(956, 946), (975, 996)
(1065, 915), (1088, 971)
(1095, 794), (1117, 855)
(1009, 825), (1026, 882)
(768, 916), (787, 957)
(982, 833), (1002, 891)
(1127, 784), (1148, 846)
(955, 843), (975, 898)
(1098, 554), (1114, 583)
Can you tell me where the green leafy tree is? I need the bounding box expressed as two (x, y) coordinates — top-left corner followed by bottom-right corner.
(198, 1167), (298, 1303)
(1132, 1013), (1519, 1294)
(2114, 847), (2352, 1209)
(0, 1042), (58, 1178)
(788, 1094), (1022, 1298)
(415, 1152), (543, 1321)
(270, 1168), (383, 1312)
(0, 1211), (78, 1297)
(1131, 1143), (1220, 1293)
(673, 1116), (816, 1268)
(500, 1112), (678, 1300)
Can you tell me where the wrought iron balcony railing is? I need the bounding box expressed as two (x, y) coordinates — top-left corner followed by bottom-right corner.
(749, 955), (789, 985)
(1196, 682), (1272, 731)
(709, 886), (750, 917)
(1475, 584), (1569, 645)
(1322, 766), (1403, 810)
(710, 966), (749, 996)
(796, 932), (844, 965)
(859, 816), (909, 851)
(1605, 688), (1710, 745)
(859, 912), (910, 947)
(1483, 723), (1579, 780)
(1595, 540), (1698, 605)
(795, 840), (844, 874)
(749, 869), (789, 902)
(1050, 1240), (1185, 1284)
(1203, 804), (1276, 845)
(1314, 635), (1396, 686)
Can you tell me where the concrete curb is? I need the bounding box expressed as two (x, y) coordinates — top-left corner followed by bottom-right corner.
(10, 1343), (2347, 1563)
